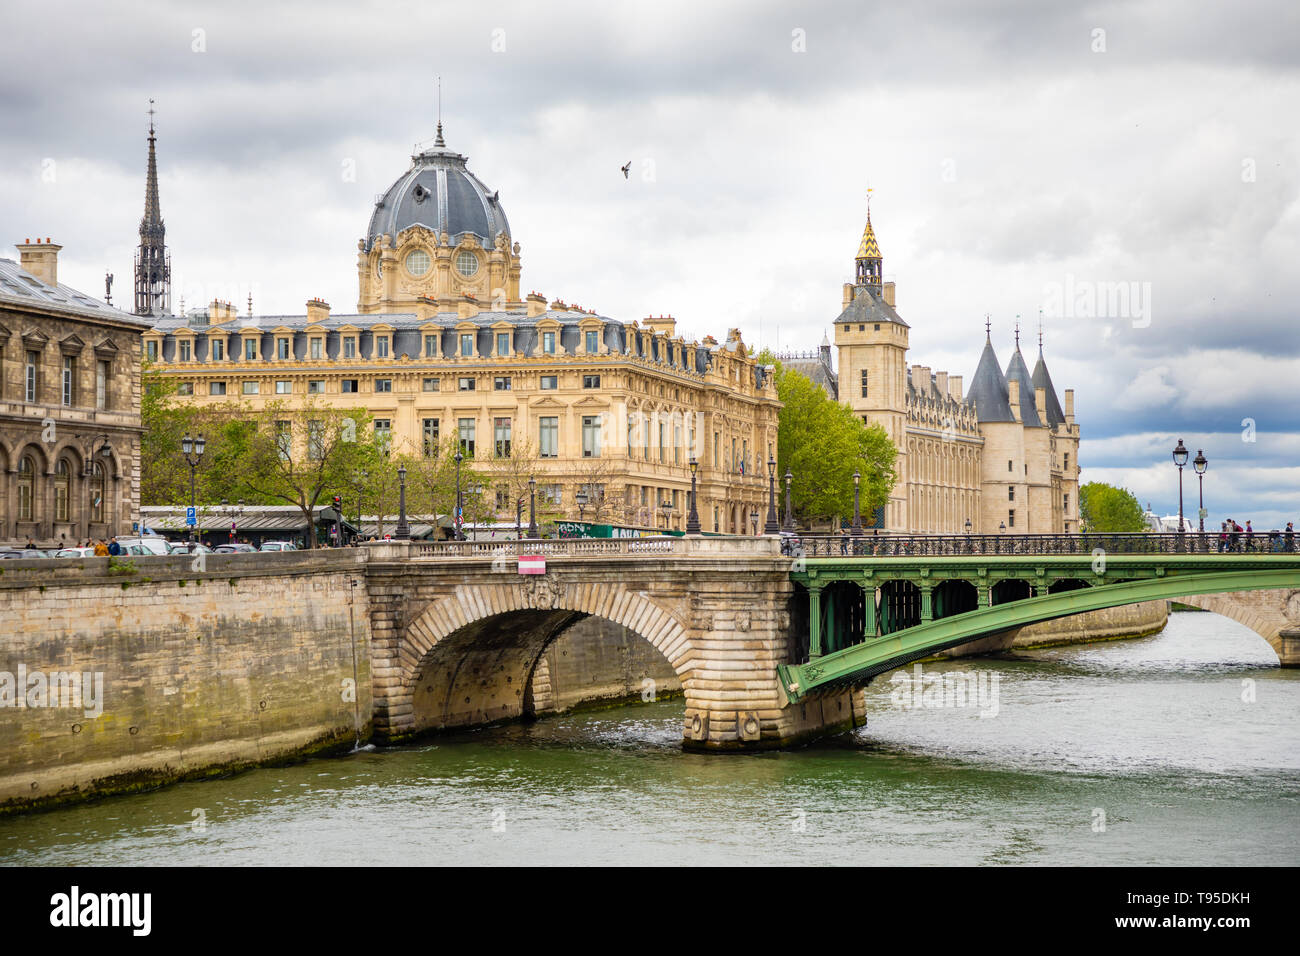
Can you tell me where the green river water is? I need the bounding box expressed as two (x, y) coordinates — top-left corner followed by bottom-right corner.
(2, 611), (1296, 866)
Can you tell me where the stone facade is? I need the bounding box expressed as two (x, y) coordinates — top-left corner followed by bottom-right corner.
(0, 243), (149, 546)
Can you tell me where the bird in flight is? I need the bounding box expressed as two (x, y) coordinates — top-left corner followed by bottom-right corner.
(620, 161), (631, 179)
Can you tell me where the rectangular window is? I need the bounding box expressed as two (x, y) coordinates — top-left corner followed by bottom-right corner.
(660, 421), (668, 463)
(496, 332), (510, 355)
(307, 420), (324, 460)
(494, 417), (512, 458)
(374, 419), (391, 451)
(242, 380), (259, 395)
(422, 418), (439, 457)
(458, 377), (475, 391)
(376, 336), (389, 358)
(861, 369), (869, 398)
(277, 338), (290, 360)
(212, 339), (225, 361)
(179, 340), (192, 362)
(342, 379), (359, 393)
(146, 340), (159, 362)
(424, 335), (437, 358)
(460, 333), (474, 357)
(209, 381), (227, 396)
(1008, 460), (1013, 472)
(1063, 453), (1070, 471)
(275, 421), (291, 461)
(542, 483), (562, 506)
(177, 382), (194, 396)
(540, 375), (557, 390)
(539, 417), (559, 458)
(458, 418), (476, 457)
(24, 350), (38, 402)
(423, 377), (440, 391)
(275, 380), (292, 394)
(494, 376), (511, 391)
(1064, 493), (1070, 511)
(585, 330), (598, 353)
(1008, 487), (1015, 501)
(543, 331), (556, 354)
(244, 339), (257, 360)
(374, 379), (392, 392)
(673, 422), (682, 465)
(308, 380), (325, 394)
(343, 337), (356, 358)
(310, 338), (322, 360)
(1008, 509), (1016, 528)
(582, 415), (602, 458)
(62, 357), (74, 406)
(583, 374), (600, 389)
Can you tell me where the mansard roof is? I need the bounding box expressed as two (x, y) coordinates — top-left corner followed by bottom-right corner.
(0, 258), (150, 327)
(835, 284), (909, 328)
(966, 336), (1014, 423)
(1031, 348), (1067, 427)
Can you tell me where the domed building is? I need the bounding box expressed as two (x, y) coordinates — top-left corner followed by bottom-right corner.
(357, 126), (522, 314)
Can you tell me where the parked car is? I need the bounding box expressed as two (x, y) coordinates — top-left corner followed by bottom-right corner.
(55, 547), (98, 558)
(259, 541), (298, 552)
(113, 536), (171, 556)
(0, 548), (53, 559)
(213, 543), (258, 553)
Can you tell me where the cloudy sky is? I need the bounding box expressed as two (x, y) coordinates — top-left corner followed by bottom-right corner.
(4, 0), (1297, 527)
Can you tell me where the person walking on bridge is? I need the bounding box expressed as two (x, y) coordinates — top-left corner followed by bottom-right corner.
(1244, 520), (1255, 552)
(1218, 522), (1229, 553)
(1285, 522), (1295, 553)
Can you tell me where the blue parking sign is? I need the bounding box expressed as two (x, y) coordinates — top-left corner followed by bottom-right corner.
(186, 506), (197, 526)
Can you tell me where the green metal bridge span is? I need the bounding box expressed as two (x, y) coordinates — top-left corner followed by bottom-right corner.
(777, 551), (1300, 703)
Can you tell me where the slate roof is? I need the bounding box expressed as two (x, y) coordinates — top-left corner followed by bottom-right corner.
(0, 258), (150, 326)
(1031, 349), (1067, 427)
(966, 336), (1014, 422)
(834, 284), (909, 328)
(1004, 347), (1043, 427)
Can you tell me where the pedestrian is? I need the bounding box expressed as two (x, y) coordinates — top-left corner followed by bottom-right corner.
(25, 536), (35, 549)
(1244, 520), (1254, 552)
(93, 539), (109, 557)
(1229, 519), (1240, 553)
(1219, 521), (1228, 554)
(839, 527), (848, 556)
(1285, 522), (1295, 553)
(107, 536), (121, 556)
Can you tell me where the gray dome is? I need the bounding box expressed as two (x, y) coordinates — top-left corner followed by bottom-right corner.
(364, 137), (510, 253)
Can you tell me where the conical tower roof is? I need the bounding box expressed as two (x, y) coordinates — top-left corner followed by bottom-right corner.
(856, 215), (881, 260)
(967, 334), (1014, 422)
(1031, 347), (1067, 427)
(1005, 346), (1043, 427)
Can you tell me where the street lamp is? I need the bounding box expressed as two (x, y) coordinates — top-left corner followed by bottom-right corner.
(783, 468), (794, 531)
(659, 500), (672, 531)
(454, 449), (464, 541)
(180, 433), (205, 543)
(1193, 449), (1208, 538)
(395, 465), (410, 540)
(965, 517), (972, 553)
(764, 456), (779, 534)
(851, 469), (863, 536)
(686, 458), (701, 535)
(528, 476), (538, 539)
(576, 487), (589, 524)
(1173, 439), (1189, 538)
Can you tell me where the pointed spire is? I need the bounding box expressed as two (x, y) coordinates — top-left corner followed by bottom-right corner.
(141, 99), (162, 234)
(969, 333), (1014, 423)
(985, 313), (992, 342)
(434, 74), (446, 147)
(1014, 317), (1021, 352)
(135, 99), (170, 317)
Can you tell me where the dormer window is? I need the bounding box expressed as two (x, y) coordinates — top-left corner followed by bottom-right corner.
(585, 330), (598, 353)
(212, 339), (225, 361)
(543, 331), (556, 355)
(460, 333), (474, 357)
(423, 335), (437, 358)
(277, 337), (290, 360)
(310, 338), (322, 360)
(179, 340), (191, 362)
(146, 340), (158, 362)
(376, 336), (390, 358)
(343, 336), (356, 358)
(244, 339), (257, 360)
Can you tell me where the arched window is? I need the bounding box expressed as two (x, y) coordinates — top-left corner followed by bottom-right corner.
(54, 458), (70, 521)
(17, 456), (35, 521)
(89, 461), (105, 523)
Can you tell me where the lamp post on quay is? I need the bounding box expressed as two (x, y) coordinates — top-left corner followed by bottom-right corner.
(395, 465), (410, 540)
(764, 456), (779, 535)
(686, 458), (701, 535)
(1173, 438), (1189, 542)
(1193, 449), (1208, 541)
(783, 469), (795, 531)
(180, 434), (205, 543)
(527, 476), (538, 539)
(851, 469), (863, 536)
(576, 487), (589, 524)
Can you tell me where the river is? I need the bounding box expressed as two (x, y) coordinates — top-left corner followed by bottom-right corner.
(2, 610), (1296, 866)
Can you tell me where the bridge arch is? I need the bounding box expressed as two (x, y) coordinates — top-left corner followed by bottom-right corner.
(376, 578), (695, 740)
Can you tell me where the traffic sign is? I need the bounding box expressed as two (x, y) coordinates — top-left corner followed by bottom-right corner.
(518, 555), (546, 575)
(186, 506), (197, 526)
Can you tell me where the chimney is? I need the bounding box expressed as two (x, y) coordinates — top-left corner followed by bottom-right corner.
(883, 281), (896, 308)
(457, 294), (480, 320)
(306, 298), (331, 324)
(1035, 386), (1048, 425)
(17, 238), (62, 287)
(415, 295), (438, 321)
(1008, 378), (1021, 421)
(1064, 388), (1076, 425)
(842, 282), (854, 310)
(210, 299), (239, 322)
(526, 292), (547, 318)
(935, 371), (949, 399)
(948, 374), (963, 402)
(911, 365), (931, 392)
(647, 314), (676, 336)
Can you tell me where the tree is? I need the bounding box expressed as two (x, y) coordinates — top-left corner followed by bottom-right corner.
(1080, 482), (1147, 533)
(774, 368), (897, 524)
(139, 362), (203, 506)
(405, 437), (487, 538)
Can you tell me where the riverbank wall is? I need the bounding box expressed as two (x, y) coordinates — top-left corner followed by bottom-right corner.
(0, 551), (371, 814)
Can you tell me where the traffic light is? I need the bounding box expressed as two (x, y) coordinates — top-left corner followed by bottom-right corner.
(332, 494), (342, 513)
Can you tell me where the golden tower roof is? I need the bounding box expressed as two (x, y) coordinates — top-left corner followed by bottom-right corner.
(855, 216), (881, 260)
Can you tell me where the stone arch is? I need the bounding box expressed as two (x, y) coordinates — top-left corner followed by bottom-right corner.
(377, 577), (694, 740)
(1176, 589), (1300, 653)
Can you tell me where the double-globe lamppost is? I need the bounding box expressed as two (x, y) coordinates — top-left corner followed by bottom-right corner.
(1173, 439), (1189, 541)
(180, 433), (205, 543)
(1193, 449), (1208, 539)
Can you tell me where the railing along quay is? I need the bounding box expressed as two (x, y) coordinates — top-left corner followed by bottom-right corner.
(411, 537), (680, 558)
(780, 531), (1298, 558)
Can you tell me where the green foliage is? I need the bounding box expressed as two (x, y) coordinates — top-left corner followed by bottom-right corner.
(140, 362), (203, 506)
(1079, 481), (1147, 533)
(775, 369), (897, 523)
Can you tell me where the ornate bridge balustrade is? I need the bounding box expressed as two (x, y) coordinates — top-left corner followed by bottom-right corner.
(781, 531), (1297, 558)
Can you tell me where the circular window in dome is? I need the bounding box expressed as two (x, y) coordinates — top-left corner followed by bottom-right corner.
(405, 250), (431, 277)
(456, 250), (479, 277)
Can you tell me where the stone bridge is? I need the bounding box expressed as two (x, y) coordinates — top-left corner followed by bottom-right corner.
(363, 535), (1300, 751)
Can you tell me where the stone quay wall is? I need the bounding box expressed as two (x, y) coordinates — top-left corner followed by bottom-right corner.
(0, 550), (371, 814)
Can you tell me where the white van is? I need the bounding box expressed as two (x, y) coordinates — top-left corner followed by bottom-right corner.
(114, 536), (171, 556)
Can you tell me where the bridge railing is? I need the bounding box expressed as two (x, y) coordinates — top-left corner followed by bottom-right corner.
(409, 537), (681, 558)
(780, 531), (1297, 558)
